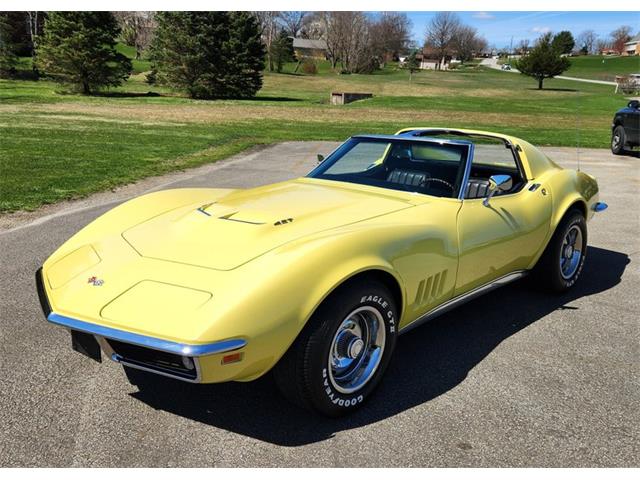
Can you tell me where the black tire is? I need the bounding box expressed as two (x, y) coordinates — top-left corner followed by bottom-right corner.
(611, 125), (626, 155)
(534, 209), (587, 293)
(273, 280), (398, 417)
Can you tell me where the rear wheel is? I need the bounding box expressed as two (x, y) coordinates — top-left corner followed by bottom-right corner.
(611, 125), (626, 155)
(534, 209), (587, 292)
(273, 280), (398, 417)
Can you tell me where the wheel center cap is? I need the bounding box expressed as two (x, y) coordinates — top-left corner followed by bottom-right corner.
(348, 338), (365, 359)
(565, 245), (574, 258)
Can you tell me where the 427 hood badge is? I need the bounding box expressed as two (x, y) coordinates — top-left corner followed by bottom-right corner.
(87, 276), (104, 286)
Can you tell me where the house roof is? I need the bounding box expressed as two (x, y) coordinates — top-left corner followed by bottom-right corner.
(417, 51), (451, 61)
(292, 38), (328, 50)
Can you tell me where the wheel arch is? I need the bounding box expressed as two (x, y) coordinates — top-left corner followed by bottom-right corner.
(328, 268), (404, 319)
(255, 266), (405, 383)
(527, 170), (591, 271)
(547, 168), (597, 231)
(550, 197), (587, 241)
(563, 199), (587, 219)
(528, 198), (587, 273)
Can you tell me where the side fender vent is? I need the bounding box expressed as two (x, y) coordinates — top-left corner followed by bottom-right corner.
(415, 270), (448, 306)
(274, 218), (294, 226)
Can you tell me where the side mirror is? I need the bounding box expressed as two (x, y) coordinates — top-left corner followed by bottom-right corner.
(317, 154), (325, 164)
(628, 100), (640, 110)
(483, 174), (513, 207)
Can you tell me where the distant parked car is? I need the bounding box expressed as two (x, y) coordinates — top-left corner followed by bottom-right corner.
(501, 64), (512, 71)
(611, 100), (640, 155)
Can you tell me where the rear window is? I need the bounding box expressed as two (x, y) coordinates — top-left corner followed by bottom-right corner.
(411, 144), (464, 162)
(413, 133), (520, 172)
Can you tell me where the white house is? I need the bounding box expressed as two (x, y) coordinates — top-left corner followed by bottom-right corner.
(624, 35), (640, 56)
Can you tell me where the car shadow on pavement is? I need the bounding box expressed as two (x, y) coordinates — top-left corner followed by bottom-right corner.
(130, 246), (629, 446)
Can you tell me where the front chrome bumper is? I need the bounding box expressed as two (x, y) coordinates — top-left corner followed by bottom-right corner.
(36, 267), (246, 383)
(46, 313), (246, 357)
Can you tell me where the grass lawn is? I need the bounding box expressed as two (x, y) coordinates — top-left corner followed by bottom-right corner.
(0, 52), (632, 213)
(114, 43), (153, 74)
(565, 55), (640, 81)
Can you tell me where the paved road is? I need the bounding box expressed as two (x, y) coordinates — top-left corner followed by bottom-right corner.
(1, 142), (638, 467)
(479, 57), (618, 86)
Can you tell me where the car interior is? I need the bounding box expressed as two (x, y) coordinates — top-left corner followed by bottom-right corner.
(312, 137), (526, 200)
(379, 143), (464, 198)
(405, 131), (527, 199)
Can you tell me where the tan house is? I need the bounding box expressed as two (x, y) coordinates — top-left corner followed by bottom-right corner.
(415, 47), (453, 70)
(623, 35), (640, 56)
(292, 38), (328, 60)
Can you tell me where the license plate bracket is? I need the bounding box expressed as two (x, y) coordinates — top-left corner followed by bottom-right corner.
(71, 330), (102, 363)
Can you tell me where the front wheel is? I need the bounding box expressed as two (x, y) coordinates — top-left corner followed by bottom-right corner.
(611, 125), (626, 155)
(534, 209), (587, 292)
(274, 280), (398, 417)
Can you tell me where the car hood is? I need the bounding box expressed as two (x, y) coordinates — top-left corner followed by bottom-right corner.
(122, 179), (413, 270)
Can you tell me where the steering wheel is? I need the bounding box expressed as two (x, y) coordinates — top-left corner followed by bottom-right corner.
(423, 177), (454, 191)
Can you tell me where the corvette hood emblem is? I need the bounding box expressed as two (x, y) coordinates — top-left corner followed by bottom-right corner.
(87, 276), (104, 286)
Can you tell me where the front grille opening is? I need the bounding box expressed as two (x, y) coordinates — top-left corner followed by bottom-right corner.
(107, 339), (197, 380)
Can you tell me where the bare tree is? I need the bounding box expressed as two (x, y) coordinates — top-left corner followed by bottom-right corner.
(517, 39), (530, 55)
(113, 12), (155, 59)
(320, 12), (342, 69)
(254, 12), (280, 72)
(370, 12), (412, 63)
(342, 12), (373, 73)
(577, 30), (597, 55)
(26, 11), (42, 74)
(299, 12), (325, 39)
(279, 11), (306, 37)
(424, 12), (461, 69)
(453, 25), (487, 63)
(321, 12), (374, 73)
(254, 11), (281, 71)
(596, 38), (611, 54)
(610, 25), (632, 54)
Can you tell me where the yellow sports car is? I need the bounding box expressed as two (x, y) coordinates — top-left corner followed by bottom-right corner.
(36, 128), (607, 416)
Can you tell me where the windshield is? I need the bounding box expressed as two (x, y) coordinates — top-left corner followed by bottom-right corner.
(307, 137), (470, 198)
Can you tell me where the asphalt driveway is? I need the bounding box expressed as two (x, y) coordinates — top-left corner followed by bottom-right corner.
(0, 142), (638, 467)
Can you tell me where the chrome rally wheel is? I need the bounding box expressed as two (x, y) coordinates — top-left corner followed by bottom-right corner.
(560, 225), (583, 280)
(273, 280), (398, 417)
(328, 306), (386, 394)
(533, 208), (587, 292)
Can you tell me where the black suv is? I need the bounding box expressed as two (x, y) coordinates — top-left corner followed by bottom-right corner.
(611, 100), (640, 155)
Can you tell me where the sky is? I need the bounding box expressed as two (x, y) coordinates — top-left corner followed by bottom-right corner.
(404, 11), (640, 48)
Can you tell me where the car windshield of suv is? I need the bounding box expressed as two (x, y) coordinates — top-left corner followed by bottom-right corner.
(307, 136), (470, 198)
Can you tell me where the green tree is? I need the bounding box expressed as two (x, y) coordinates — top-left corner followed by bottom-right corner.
(403, 49), (420, 81)
(551, 30), (575, 54)
(515, 33), (570, 90)
(38, 12), (131, 94)
(150, 12), (265, 99)
(0, 13), (19, 76)
(270, 29), (294, 73)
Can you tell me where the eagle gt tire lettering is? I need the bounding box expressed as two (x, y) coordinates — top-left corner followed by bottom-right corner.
(274, 280), (398, 417)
